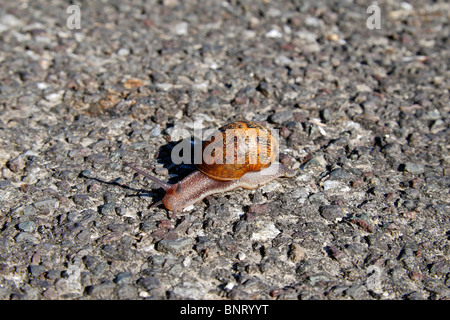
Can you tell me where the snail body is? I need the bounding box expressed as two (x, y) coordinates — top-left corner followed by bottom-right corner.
(125, 121), (296, 212)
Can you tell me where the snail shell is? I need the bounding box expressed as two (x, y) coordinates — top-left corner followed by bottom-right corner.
(196, 120), (278, 181)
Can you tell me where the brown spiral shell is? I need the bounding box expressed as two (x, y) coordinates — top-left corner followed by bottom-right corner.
(196, 121), (278, 181)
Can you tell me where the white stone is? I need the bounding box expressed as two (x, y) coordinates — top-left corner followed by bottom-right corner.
(305, 17), (321, 27)
(224, 282), (235, 290)
(265, 29), (283, 38)
(193, 82), (208, 91)
(45, 91), (65, 103)
(323, 180), (350, 192)
(251, 223), (280, 241)
(155, 83), (172, 91)
(0, 14), (23, 27)
(174, 22), (188, 35)
(118, 48), (130, 56)
(182, 204), (195, 212)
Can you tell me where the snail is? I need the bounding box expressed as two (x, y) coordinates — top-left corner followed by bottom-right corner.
(125, 120), (296, 213)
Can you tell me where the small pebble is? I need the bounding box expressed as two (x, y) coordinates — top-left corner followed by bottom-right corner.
(114, 272), (132, 284)
(410, 178), (424, 189)
(137, 277), (161, 290)
(173, 22), (188, 35)
(87, 153), (110, 164)
(17, 221), (36, 233)
(248, 203), (269, 214)
(33, 199), (59, 215)
(156, 237), (193, 254)
(117, 48), (130, 56)
(72, 194), (93, 207)
(403, 162), (424, 174)
(319, 205), (343, 221)
(270, 110), (293, 124)
(7, 155), (26, 172)
(100, 203), (116, 215)
(308, 192), (326, 204)
(154, 167), (169, 176)
(158, 220), (172, 229)
(29, 265), (46, 277)
(328, 168), (351, 180)
(289, 243), (306, 262)
(56, 180), (70, 191)
(351, 180), (364, 188)
(265, 29), (283, 38)
(45, 270), (62, 280)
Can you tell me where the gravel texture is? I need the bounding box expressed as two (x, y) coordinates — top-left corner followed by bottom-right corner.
(0, 0), (449, 300)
